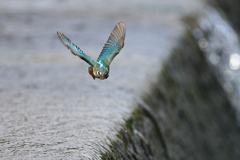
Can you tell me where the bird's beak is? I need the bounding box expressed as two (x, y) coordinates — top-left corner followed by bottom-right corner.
(102, 74), (108, 79)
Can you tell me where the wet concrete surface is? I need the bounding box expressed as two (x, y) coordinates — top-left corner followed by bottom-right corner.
(0, 0), (203, 159)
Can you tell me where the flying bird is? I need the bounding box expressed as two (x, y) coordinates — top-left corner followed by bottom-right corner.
(57, 22), (126, 80)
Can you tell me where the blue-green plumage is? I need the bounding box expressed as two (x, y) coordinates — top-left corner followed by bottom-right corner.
(57, 22), (125, 80)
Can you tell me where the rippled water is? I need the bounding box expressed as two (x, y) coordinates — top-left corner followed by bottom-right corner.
(0, 0), (203, 159)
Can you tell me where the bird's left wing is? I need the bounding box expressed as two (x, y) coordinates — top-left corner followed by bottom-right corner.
(57, 32), (96, 67)
(97, 22), (126, 67)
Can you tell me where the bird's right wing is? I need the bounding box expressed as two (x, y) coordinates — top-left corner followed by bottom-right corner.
(97, 22), (126, 67)
(57, 32), (96, 67)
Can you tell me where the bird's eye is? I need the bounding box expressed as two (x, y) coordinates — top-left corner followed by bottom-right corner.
(97, 71), (101, 76)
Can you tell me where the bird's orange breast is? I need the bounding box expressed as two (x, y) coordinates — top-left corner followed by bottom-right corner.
(88, 66), (95, 80)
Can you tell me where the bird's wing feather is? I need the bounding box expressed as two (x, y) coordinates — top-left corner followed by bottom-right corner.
(57, 31), (96, 67)
(97, 22), (126, 67)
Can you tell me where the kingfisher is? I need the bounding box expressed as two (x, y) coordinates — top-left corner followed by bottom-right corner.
(57, 22), (126, 80)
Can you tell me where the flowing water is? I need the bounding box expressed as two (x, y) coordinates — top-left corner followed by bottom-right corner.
(193, 8), (240, 119)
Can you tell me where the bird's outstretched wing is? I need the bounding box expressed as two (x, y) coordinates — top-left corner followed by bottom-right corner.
(97, 22), (126, 67)
(57, 32), (96, 67)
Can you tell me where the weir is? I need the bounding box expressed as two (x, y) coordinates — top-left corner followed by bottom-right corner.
(1, 0), (240, 159)
(99, 10), (240, 159)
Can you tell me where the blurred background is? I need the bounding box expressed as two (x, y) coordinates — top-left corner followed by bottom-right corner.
(1, 0), (240, 159)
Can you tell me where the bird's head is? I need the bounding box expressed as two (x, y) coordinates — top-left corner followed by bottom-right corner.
(88, 66), (109, 80)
